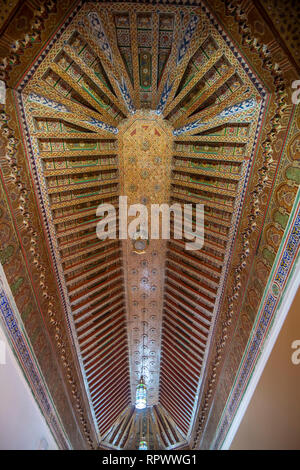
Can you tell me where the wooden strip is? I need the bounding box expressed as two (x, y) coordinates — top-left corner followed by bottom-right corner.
(151, 12), (159, 108)
(50, 62), (118, 126)
(173, 66), (236, 126)
(64, 43), (128, 117)
(129, 12), (141, 107)
(164, 49), (223, 116)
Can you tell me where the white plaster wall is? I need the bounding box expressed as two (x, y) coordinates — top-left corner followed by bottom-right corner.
(0, 324), (58, 450)
(230, 285), (300, 450)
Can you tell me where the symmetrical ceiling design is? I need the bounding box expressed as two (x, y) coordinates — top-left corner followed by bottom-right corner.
(0, 0), (299, 451)
(14, 0), (266, 443)
(99, 405), (187, 450)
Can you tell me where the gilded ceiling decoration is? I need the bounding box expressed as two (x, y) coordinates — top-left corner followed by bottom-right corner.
(0, 0), (298, 451)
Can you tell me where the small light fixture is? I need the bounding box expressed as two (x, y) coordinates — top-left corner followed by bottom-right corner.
(132, 230), (148, 254)
(135, 376), (147, 410)
(132, 237), (147, 254)
(139, 440), (148, 450)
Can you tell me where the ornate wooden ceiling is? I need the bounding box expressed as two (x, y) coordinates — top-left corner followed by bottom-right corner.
(99, 405), (187, 450)
(0, 0), (299, 451)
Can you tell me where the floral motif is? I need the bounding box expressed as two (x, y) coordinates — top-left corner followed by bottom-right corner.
(177, 15), (199, 65)
(87, 12), (113, 64)
(218, 97), (256, 118)
(118, 76), (136, 114)
(156, 76), (173, 115)
(28, 93), (70, 113)
(85, 117), (118, 134)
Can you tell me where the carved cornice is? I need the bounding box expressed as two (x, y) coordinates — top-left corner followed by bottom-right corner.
(0, 1), (57, 83)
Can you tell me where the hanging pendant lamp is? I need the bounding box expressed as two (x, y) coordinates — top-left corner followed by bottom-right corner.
(135, 375), (147, 410)
(139, 439), (148, 450)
